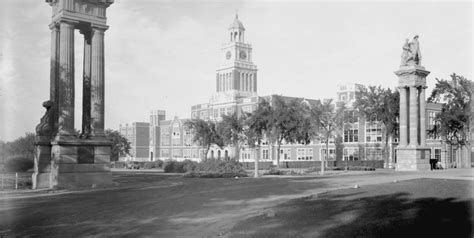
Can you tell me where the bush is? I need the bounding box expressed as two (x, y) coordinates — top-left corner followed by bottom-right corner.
(264, 168), (285, 175)
(4, 155), (34, 172)
(194, 158), (245, 174)
(184, 172), (248, 178)
(329, 166), (375, 171)
(163, 160), (198, 173)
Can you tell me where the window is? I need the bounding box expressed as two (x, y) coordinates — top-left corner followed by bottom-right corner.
(280, 148), (291, 160)
(161, 127), (170, 146)
(192, 149), (198, 158)
(343, 148), (359, 161)
(262, 149), (269, 160)
(344, 124), (359, 143)
(161, 149), (170, 157)
(183, 149), (191, 158)
(366, 122), (382, 142)
(220, 108), (225, 116)
(297, 148), (313, 160)
(321, 149), (335, 161)
(366, 147), (383, 160)
(428, 111), (441, 139)
(172, 149), (181, 158)
(434, 149), (441, 160)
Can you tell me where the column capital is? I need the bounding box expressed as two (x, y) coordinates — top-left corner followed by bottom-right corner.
(48, 23), (59, 30)
(57, 19), (79, 28)
(91, 24), (109, 32)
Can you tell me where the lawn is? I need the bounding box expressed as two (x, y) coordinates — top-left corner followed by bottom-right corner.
(229, 178), (473, 238)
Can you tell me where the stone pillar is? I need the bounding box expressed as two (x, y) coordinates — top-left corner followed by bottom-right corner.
(398, 87), (408, 146)
(81, 29), (92, 137)
(90, 27), (106, 137)
(57, 21), (75, 136)
(50, 24), (60, 133)
(419, 87), (427, 146)
(409, 86), (418, 146)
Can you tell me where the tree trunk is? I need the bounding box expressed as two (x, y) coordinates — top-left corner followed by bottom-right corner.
(204, 144), (211, 161)
(276, 140), (282, 168)
(385, 130), (390, 168)
(235, 142), (240, 162)
(254, 146), (260, 178)
(323, 139), (328, 175)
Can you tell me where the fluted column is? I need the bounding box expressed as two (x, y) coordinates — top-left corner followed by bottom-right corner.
(90, 26), (106, 137)
(419, 87), (427, 146)
(50, 24), (60, 133)
(398, 87), (407, 146)
(81, 29), (92, 137)
(409, 86), (418, 146)
(57, 21), (75, 136)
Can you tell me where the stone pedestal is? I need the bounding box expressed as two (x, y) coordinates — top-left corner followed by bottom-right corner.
(395, 65), (430, 171)
(396, 147), (431, 171)
(34, 139), (113, 189)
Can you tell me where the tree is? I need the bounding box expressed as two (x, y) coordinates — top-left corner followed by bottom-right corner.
(354, 85), (399, 167)
(105, 129), (131, 161)
(1, 133), (36, 160)
(428, 74), (472, 167)
(217, 113), (246, 161)
(312, 99), (345, 174)
(266, 96), (314, 168)
(244, 98), (272, 177)
(184, 119), (223, 160)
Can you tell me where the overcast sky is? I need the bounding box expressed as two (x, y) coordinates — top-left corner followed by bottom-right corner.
(0, 0), (472, 141)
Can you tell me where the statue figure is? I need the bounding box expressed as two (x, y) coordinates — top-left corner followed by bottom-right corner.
(35, 100), (54, 136)
(400, 38), (410, 66)
(400, 35), (422, 66)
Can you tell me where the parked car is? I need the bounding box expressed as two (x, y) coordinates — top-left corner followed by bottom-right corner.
(126, 161), (140, 170)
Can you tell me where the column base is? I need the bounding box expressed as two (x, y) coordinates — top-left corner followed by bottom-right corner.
(395, 146), (431, 171)
(33, 138), (113, 189)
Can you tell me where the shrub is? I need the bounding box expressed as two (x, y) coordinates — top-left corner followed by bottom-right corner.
(163, 160), (198, 173)
(194, 158), (245, 174)
(184, 172), (248, 178)
(4, 155), (34, 172)
(264, 168), (285, 175)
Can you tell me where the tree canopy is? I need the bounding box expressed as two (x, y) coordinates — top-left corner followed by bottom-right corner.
(105, 129), (131, 161)
(354, 85), (399, 165)
(428, 73), (472, 146)
(184, 119), (223, 159)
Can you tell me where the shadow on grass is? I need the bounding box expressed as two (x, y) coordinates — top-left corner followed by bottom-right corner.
(230, 192), (473, 238)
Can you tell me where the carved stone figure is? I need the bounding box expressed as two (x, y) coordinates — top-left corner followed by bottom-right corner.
(400, 35), (422, 66)
(35, 100), (54, 136)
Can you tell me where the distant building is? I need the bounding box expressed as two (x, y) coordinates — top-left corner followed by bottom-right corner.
(119, 122), (150, 161)
(120, 15), (458, 169)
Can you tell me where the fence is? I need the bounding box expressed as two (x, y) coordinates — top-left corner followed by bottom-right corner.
(0, 172), (32, 190)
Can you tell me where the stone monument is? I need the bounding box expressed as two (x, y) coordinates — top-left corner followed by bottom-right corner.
(33, 0), (114, 189)
(395, 35), (431, 171)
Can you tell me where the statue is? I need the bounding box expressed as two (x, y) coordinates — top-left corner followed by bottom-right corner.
(35, 100), (54, 136)
(400, 35), (422, 66)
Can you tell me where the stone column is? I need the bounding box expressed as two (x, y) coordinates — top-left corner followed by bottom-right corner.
(81, 29), (92, 137)
(409, 86), (418, 146)
(398, 87), (407, 146)
(419, 87), (427, 146)
(50, 24), (60, 133)
(57, 21), (75, 136)
(90, 26), (106, 137)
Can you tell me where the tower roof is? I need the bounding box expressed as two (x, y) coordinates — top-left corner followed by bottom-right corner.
(229, 14), (245, 31)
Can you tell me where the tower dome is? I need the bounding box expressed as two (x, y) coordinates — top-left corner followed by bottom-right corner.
(229, 14), (245, 31)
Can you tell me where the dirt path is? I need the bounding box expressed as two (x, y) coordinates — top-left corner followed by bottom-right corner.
(0, 169), (472, 237)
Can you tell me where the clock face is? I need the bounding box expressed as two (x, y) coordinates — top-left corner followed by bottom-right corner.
(226, 51), (232, 60)
(239, 51), (247, 60)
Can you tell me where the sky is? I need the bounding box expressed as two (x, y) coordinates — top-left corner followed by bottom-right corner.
(0, 0), (472, 141)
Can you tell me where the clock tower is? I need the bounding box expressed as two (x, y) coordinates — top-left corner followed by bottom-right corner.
(215, 14), (258, 99)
